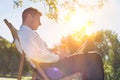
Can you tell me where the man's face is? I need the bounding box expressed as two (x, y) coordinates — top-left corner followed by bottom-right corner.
(31, 14), (41, 30)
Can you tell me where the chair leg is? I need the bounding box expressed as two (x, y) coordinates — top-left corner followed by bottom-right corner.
(32, 71), (43, 80)
(18, 53), (25, 80)
(32, 71), (36, 80)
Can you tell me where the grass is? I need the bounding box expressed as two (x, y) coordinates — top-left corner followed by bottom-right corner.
(0, 76), (32, 80)
(0, 73), (32, 80)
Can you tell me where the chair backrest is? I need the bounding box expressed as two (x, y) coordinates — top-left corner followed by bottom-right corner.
(4, 19), (23, 54)
(4, 19), (50, 80)
(4, 19), (27, 80)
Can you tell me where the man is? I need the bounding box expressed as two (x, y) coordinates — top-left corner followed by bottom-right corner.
(19, 7), (59, 63)
(18, 7), (104, 80)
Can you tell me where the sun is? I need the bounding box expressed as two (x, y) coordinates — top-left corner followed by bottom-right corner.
(58, 1), (96, 36)
(71, 11), (88, 26)
(66, 7), (90, 32)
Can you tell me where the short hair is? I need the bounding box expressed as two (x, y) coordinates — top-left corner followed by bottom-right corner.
(22, 7), (42, 21)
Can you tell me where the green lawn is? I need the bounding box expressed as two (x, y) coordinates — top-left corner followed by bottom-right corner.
(0, 73), (32, 80)
(0, 77), (32, 80)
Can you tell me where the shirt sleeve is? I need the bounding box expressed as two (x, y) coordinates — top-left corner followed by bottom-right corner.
(18, 29), (59, 63)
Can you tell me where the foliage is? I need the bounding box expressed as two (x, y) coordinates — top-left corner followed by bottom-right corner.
(54, 29), (120, 79)
(0, 37), (14, 76)
(93, 30), (120, 79)
(13, 0), (107, 22)
(0, 37), (30, 77)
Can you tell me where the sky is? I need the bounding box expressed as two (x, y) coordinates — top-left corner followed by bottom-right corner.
(0, 0), (120, 48)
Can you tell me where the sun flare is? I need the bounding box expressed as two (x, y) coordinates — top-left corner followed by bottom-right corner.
(70, 11), (88, 27)
(66, 7), (90, 32)
(85, 26), (92, 36)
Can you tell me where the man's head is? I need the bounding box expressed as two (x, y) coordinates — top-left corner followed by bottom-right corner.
(22, 7), (42, 30)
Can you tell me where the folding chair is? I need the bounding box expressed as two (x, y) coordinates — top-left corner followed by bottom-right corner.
(4, 19), (82, 80)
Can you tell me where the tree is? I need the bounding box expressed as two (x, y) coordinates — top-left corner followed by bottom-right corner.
(60, 28), (88, 54)
(13, 0), (107, 22)
(96, 30), (120, 79)
(54, 29), (120, 79)
(0, 37), (30, 77)
(0, 37), (14, 76)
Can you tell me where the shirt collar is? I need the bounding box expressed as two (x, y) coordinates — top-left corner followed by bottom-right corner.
(21, 25), (37, 32)
(20, 25), (31, 30)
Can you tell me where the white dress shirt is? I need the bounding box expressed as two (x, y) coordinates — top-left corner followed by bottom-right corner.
(18, 25), (59, 63)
